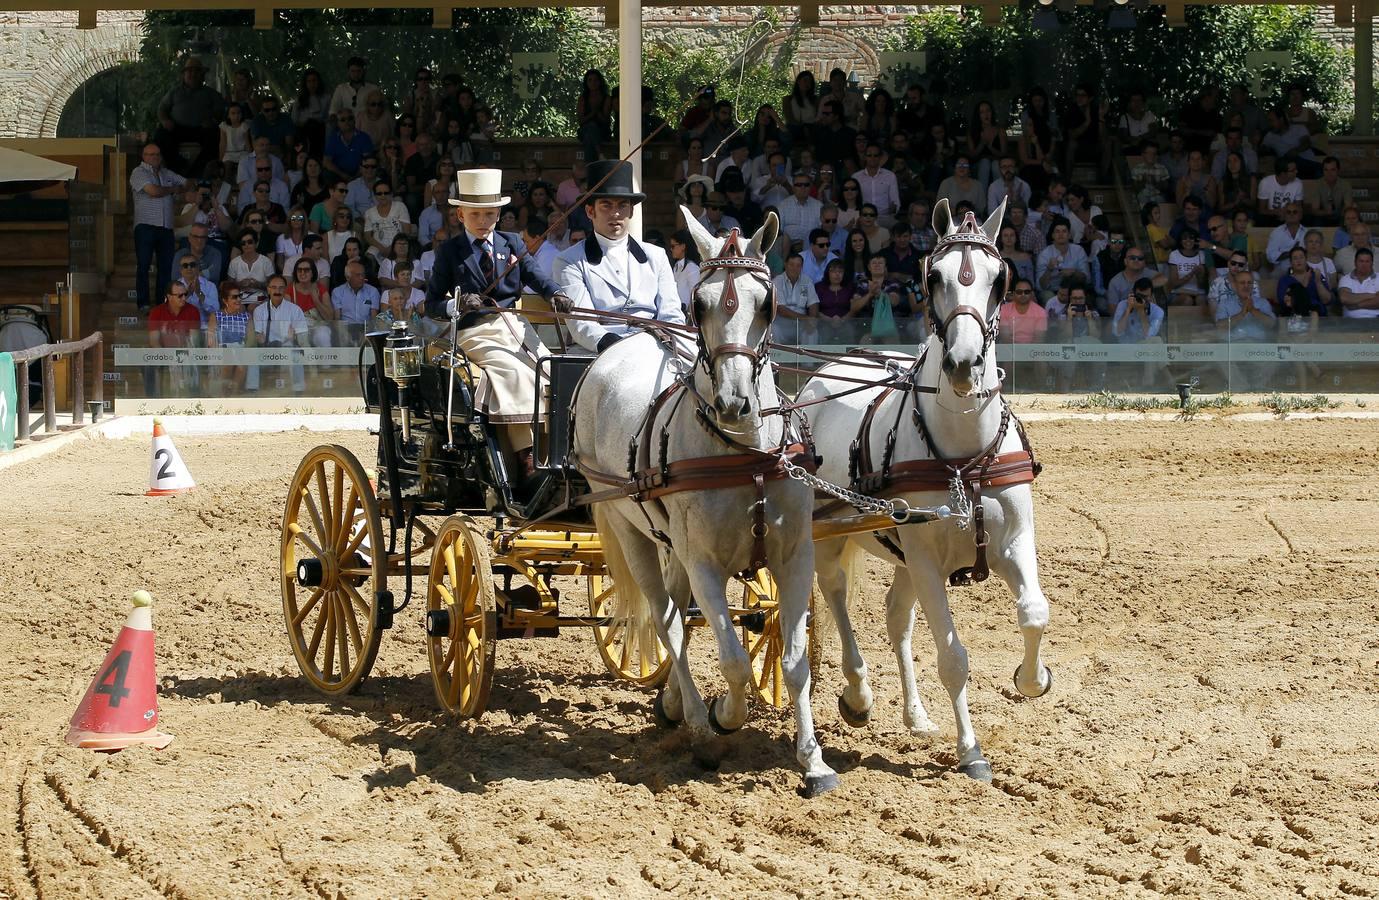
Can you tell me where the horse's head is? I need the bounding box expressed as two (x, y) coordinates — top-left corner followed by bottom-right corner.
(923, 197), (1008, 396)
(681, 206), (779, 431)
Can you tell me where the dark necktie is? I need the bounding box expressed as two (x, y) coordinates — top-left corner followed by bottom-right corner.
(479, 239), (494, 283)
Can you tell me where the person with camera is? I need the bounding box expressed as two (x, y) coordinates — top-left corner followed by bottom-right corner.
(425, 168), (569, 478)
(1112, 277), (1165, 344)
(247, 274), (308, 394)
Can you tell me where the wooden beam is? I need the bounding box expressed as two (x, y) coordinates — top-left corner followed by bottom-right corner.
(76, 5), (95, 26)
(1165, 1), (1186, 26)
(432, 4), (451, 27)
(1337, 3), (1354, 25)
(980, 3), (1002, 25)
(252, 5), (272, 28)
(603, 0), (617, 27)
(799, 2), (818, 26)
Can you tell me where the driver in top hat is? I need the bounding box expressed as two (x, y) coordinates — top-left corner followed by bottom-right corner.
(556, 159), (685, 352)
(425, 167), (571, 476)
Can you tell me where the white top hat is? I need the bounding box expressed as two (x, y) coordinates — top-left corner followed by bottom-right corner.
(449, 168), (510, 208)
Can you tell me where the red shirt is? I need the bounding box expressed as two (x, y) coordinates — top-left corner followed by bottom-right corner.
(148, 301), (202, 345)
(1000, 300), (1049, 344)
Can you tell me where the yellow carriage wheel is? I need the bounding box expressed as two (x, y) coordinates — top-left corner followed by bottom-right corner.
(426, 515), (497, 718)
(589, 575), (672, 687)
(739, 571), (819, 708)
(281, 445), (385, 696)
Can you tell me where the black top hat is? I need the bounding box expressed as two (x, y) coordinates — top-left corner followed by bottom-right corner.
(583, 159), (646, 204)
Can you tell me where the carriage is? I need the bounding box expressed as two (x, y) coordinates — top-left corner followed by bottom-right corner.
(277, 315), (809, 717)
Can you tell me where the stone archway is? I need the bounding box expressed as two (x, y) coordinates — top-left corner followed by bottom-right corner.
(762, 27), (881, 87)
(0, 14), (143, 139)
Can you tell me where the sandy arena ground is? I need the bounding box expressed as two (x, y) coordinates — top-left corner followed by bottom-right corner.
(1, 419), (1378, 898)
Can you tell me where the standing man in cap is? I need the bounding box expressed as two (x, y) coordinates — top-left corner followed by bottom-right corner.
(425, 168), (570, 478)
(155, 56), (224, 176)
(557, 159), (685, 353)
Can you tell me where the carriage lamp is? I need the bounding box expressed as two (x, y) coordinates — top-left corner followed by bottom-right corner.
(382, 321), (421, 383)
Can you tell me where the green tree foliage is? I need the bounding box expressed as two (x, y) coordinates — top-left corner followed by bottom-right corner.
(124, 9), (607, 137)
(891, 5), (1353, 130)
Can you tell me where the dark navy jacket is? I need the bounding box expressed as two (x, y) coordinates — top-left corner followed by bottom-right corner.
(424, 229), (560, 319)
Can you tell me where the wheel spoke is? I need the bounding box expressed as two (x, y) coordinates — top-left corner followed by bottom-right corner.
(322, 590), (338, 679)
(313, 461), (333, 533)
(335, 594), (352, 675)
(467, 628), (482, 651)
(341, 580), (372, 621)
(443, 542), (459, 596)
(340, 521), (369, 560)
(602, 618), (625, 645)
(331, 464), (346, 542)
(440, 636), (457, 671)
(447, 650), (463, 707)
(619, 631), (632, 672)
(305, 591), (329, 660)
(302, 488), (330, 545)
(434, 581), (456, 607)
(292, 587), (325, 628)
(290, 525), (326, 562)
(338, 588), (363, 654)
(336, 484), (359, 553)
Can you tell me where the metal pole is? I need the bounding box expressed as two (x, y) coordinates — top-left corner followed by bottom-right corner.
(1358, 3), (1375, 137)
(618, 0), (643, 239)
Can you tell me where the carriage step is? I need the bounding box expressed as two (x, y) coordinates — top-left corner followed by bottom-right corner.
(375, 590), (395, 630)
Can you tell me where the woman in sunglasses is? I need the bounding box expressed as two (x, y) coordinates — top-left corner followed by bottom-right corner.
(207, 283), (251, 390)
(835, 178), (864, 232)
(275, 206), (310, 273)
(228, 231), (274, 304)
(287, 257), (336, 347)
(364, 178), (414, 259)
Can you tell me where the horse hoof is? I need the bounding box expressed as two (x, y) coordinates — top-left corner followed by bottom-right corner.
(907, 719), (941, 739)
(800, 772), (841, 798)
(691, 741), (724, 771)
(707, 696), (742, 736)
(653, 690), (681, 729)
(957, 759), (993, 783)
(837, 695), (872, 728)
(1013, 663), (1053, 699)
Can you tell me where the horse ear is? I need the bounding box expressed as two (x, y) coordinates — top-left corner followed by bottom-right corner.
(746, 211), (780, 260)
(982, 198), (1006, 243)
(680, 206), (719, 262)
(933, 197), (954, 237)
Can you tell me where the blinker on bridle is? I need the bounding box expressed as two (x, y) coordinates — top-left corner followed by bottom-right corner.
(691, 227), (775, 381)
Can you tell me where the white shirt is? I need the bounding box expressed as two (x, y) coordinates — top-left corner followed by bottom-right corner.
(672, 259), (700, 310)
(801, 250), (837, 287)
(1258, 175), (1304, 211)
(227, 253), (275, 297)
(252, 298), (308, 343)
(987, 177), (1031, 214)
(772, 271), (819, 316)
(850, 167), (901, 219)
(1118, 110), (1159, 139)
(1265, 223), (1307, 269)
(364, 202), (412, 251)
(594, 232), (632, 293)
(416, 248), (438, 286)
(775, 195), (823, 246)
(1338, 271), (1379, 317)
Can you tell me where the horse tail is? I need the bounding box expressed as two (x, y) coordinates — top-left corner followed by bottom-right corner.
(591, 503), (657, 652)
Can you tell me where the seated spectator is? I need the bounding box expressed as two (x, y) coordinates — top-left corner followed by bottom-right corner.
(170, 221), (225, 286)
(1143, 202), (1172, 265)
(556, 159), (588, 210)
(378, 235), (418, 289)
(884, 223), (922, 283)
(330, 237), (379, 287)
(1265, 202), (1308, 276)
(777, 172), (824, 249)
(357, 89), (394, 147)
(1278, 282), (1322, 338)
(250, 95), (296, 160)
(364, 180), (413, 258)
(228, 230), (274, 303)
(1303, 229), (1338, 285)
(576, 68), (613, 162)
(1032, 178), (1069, 226)
(416, 187), (449, 249)
(1008, 201), (1044, 256)
(389, 262), (426, 309)
(285, 234), (330, 288)
(937, 155), (986, 219)
(1065, 184), (1103, 248)
(1207, 250), (1262, 319)
(1204, 215), (1234, 268)
(1163, 131), (1190, 182)
(286, 254), (335, 346)
(1062, 83), (1107, 178)
(997, 224), (1035, 285)
(1111, 277), (1165, 343)
(330, 260), (382, 331)
(1131, 142), (1171, 208)
(235, 136), (285, 192)
(1090, 230), (1127, 309)
(746, 135), (788, 185)
(174, 253), (219, 327)
(1179, 90), (1222, 156)
(1217, 268), (1277, 339)
(345, 155), (382, 218)
(238, 181), (288, 233)
(1210, 127), (1258, 180)
(1276, 247), (1333, 315)
(520, 182), (559, 234)
(802, 227), (839, 285)
(1333, 205), (1362, 250)
(772, 252), (820, 343)
(722, 181), (764, 235)
(854, 255), (906, 343)
(987, 155), (1031, 214)
(155, 57), (224, 177)
(290, 157), (332, 213)
(1217, 152), (1256, 212)
(1169, 195), (1210, 244)
(1175, 150), (1219, 212)
(699, 193), (741, 234)
(853, 143), (902, 225)
(1225, 83), (1268, 146)
(325, 207), (359, 260)
(1052, 282), (1102, 343)
(237, 209), (276, 257)
(999, 277), (1048, 343)
(1304, 156), (1352, 226)
(814, 258), (858, 341)
(1257, 157), (1304, 225)
(1105, 245), (1166, 312)
(206, 283), (249, 390)
(1285, 85), (1324, 135)
(1260, 109), (1321, 178)
(247, 275), (307, 393)
(1338, 247), (1379, 318)
(1166, 230), (1211, 306)
(275, 207), (310, 271)
(176, 176), (233, 249)
(416, 228), (445, 286)
(323, 109), (375, 180)
(714, 139), (752, 185)
(1035, 217), (1090, 300)
(1335, 222), (1374, 276)
(752, 149), (793, 208)
(145, 280), (203, 395)
(219, 102), (251, 170)
(1227, 208), (1265, 271)
(666, 229), (700, 313)
(856, 203), (890, 254)
(1118, 91), (1159, 144)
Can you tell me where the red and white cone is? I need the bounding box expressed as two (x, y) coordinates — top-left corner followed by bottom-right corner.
(66, 590), (174, 751)
(146, 417), (194, 496)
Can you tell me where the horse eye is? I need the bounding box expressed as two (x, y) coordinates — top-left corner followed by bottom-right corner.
(692, 298), (707, 322)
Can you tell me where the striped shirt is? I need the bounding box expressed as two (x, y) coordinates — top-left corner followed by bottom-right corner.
(129, 163), (186, 229)
(215, 310), (250, 345)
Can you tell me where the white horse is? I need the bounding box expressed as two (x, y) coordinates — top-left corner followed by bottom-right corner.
(572, 210), (839, 796)
(797, 198), (1052, 781)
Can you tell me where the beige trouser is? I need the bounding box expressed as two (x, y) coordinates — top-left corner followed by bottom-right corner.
(455, 313), (549, 452)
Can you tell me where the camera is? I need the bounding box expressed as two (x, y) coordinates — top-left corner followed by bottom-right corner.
(1070, 304), (1087, 315)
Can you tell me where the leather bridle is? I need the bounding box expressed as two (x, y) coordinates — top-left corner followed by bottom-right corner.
(921, 212), (1009, 356)
(689, 228), (775, 383)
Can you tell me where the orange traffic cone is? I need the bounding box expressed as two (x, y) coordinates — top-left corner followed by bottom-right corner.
(146, 417), (195, 496)
(66, 590), (174, 751)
